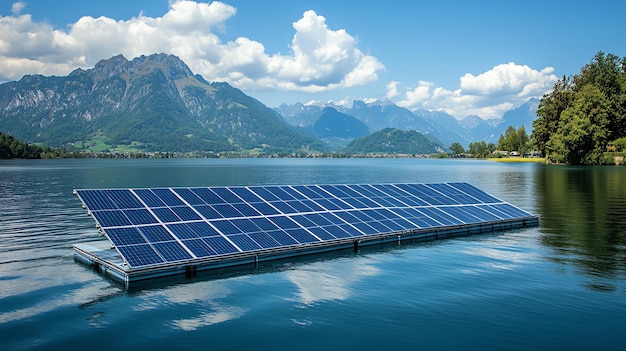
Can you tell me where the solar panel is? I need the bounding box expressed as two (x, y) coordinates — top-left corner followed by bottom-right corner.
(75, 182), (537, 269)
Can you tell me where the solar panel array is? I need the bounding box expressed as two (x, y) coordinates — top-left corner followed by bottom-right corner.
(75, 183), (534, 268)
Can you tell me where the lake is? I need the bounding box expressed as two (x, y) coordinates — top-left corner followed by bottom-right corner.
(1, 158), (625, 350)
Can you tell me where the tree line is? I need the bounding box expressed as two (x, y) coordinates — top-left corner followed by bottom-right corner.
(0, 132), (82, 159)
(532, 52), (626, 164)
(451, 52), (626, 164)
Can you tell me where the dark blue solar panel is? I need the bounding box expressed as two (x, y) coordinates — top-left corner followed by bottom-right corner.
(251, 187), (279, 201)
(287, 200), (313, 213)
(92, 210), (131, 227)
(392, 217), (418, 230)
(104, 189), (142, 209)
(342, 197), (368, 209)
(285, 228), (319, 243)
(319, 185), (348, 198)
(152, 207), (181, 223)
(138, 225), (175, 242)
(247, 232), (281, 248)
(490, 203), (530, 218)
(230, 187), (263, 203)
(315, 198), (342, 211)
(370, 197), (395, 207)
(151, 188), (185, 206)
(336, 185), (361, 197)
(203, 236), (239, 254)
(304, 213), (333, 226)
(212, 188), (240, 204)
(290, 215), (316, 228)
(106, 227), (146, 246)
(167, 223), (200, 240)
(440, 207), (480, 223)
(182, 238), (217, 257)
(77, 182), (536, 269)
(295, 185), (327, 199)
(462, 206), (502, 222)
(133, 189), (167, 207)
(337, 224), (363, 237)
(171, 206), (202, 221)
(186, 221), (221, 237)
(367, 221), (393, 233)
(191, 188), (224, 204)
(417, 207), (461, 226)
(78, 190), (117, 210)
(349, 184), (377, 197)
(212, 220), (242, 235)
(281, 186), (308, 200)
(271, 201), (298, 214)
(307, 226), (337, 240)
(266, 186), (295, 201)
(323, 225), (352, 238)
(117, 244), (163, 267)
(266, 230), (298, 246)
(153, 241), (193, 262)
(269, 216), (300, 229)
(250, 217), (279, 231)
(353, 222), (379, 235)
(300, 199), (325, 212)
(329, 198), (352, 210)
(449, 182), (500, 203)
(249, 202), (280, 216)
(173, 188), (205, 205)
(229, 234), (262, 251)
(380, 219), (404, 231)
(193, 205), (223, 219)
(351, 210), (374, 222)
(211, 204), (243, 218)
(124, 209), (158, 225)
(231, 203), (261, 217)
(230, 218), (261, 233)
(334, 211), (361, 224)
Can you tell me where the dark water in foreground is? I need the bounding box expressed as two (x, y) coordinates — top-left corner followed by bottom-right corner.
(1, 158), (625, 350)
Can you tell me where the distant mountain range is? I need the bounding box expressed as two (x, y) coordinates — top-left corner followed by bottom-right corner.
(276, 98), (539, 148)
(344, 128), (446, 155)
(0, 53), (323, 153)
(0, 53), (539, 155)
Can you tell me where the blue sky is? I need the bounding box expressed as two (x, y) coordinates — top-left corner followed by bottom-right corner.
(1, 0), (624, 119)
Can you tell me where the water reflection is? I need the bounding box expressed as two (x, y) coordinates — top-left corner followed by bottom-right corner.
(535, 166), (626, 283)
(132, 280), (246, 331)
(284, 257), (380, 305)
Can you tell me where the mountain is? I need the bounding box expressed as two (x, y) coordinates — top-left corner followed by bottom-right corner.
(277, 98), (540, 148)
(0, 53), (324, 153)
(312, 107), (369, 138)
(501, 98), (539, 133)
(343, 128), (445, 154)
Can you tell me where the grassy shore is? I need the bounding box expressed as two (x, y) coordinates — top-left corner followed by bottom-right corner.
(488, 157), (546, 163)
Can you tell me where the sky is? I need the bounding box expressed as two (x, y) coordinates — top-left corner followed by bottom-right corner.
(1, 0), (624, 119)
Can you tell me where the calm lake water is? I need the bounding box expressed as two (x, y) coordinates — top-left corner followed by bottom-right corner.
(1, 158), (625, 350)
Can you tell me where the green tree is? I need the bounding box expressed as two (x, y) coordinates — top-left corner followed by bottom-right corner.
(531, 51), (626, 164)
(449, 142), (465, 155)
(497, 125), (529, 156)
(468, 141), (488, 158)
(555, 85), (610, 164)
(532, 76), (574, 157)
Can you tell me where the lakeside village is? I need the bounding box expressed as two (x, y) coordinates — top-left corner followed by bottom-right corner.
(21, 148), (622, 165)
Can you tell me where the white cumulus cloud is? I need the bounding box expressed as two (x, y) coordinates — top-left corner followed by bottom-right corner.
(395, 63), (557, 118)
(0, 0), (383, 94)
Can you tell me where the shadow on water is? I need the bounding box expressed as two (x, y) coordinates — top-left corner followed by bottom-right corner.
(535, 165), (626, 287)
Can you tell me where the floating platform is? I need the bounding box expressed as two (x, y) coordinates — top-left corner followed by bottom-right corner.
(73, 183), (539, 288)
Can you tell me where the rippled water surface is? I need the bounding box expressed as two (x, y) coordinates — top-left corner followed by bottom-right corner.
(1, 158), (625, 350)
